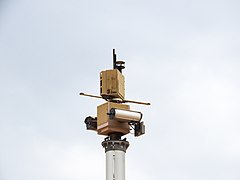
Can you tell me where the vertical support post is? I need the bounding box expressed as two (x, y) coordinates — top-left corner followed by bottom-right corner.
(102, 138), (129, 180)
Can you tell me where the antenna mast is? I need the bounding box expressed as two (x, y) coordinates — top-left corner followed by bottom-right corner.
(80, 49), (150, 180)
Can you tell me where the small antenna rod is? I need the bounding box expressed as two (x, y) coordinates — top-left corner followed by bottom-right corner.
(113, 49), (117, 69)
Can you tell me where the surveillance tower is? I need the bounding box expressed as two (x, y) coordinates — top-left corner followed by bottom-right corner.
(80, 49), (150, 180)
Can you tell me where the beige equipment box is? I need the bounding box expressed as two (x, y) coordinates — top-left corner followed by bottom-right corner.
(100, 69), (125, 100)
(97, 102), (130, 135)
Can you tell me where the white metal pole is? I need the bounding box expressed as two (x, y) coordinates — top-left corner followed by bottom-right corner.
(106, 150), (125, 180)
(102, 138), (129, 180)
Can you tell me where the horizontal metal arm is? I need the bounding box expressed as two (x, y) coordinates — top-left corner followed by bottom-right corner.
(79, 92), (103, 99)
(123, 99), (151, 105)
(79, 92), (151, 106)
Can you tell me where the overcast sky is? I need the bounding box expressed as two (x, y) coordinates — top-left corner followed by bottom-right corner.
(1, 0), (240, 180)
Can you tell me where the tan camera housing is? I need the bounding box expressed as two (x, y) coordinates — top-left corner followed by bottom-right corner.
(97, 102), (130, 135)
(100, 69), (125, 100)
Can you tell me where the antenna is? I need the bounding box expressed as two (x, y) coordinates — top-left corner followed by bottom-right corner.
(113, 49), (117, 69)
(113, 49), (125, 73)
(80, 49), (150, 180)
(79, 92), (151, 105)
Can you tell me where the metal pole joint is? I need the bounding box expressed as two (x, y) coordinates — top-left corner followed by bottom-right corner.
(102, 139), (129, 153)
